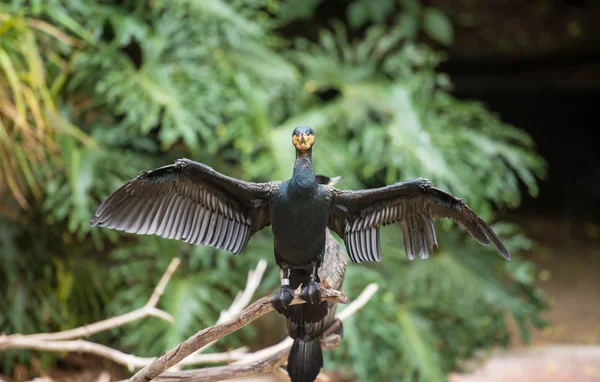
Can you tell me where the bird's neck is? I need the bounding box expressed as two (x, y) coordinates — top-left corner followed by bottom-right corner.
(291, 149), (315, 191)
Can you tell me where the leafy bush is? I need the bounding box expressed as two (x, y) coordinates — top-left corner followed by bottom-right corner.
(0, 0), (547, 380)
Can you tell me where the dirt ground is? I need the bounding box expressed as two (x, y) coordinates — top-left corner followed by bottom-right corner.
(449, 212), (600, 382)
(519, 213), (600, 345)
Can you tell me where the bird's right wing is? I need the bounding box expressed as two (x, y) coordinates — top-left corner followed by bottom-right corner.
(90, 158), (279, 254)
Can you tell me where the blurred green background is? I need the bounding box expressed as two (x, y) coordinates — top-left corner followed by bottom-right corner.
(0, 0), (557, 381)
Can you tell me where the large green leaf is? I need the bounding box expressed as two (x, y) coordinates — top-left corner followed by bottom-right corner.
(423, 8), (454, 46)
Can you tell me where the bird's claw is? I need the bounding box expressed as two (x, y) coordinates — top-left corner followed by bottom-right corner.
(300, 276), (321, 304)
(272, 285), (294, 314)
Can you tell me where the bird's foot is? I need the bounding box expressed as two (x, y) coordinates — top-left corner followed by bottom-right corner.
(300, 275), (321, 304)
(272, 285), (295, 314)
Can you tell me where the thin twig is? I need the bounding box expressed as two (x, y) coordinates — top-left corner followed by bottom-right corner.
(232, 337), (293, 365)
(0, 258), (257, 371)
(154, 348), (290, 382)
(271, 366), (290, 380)
(217, 259), (268, 324)
(337, 283), (379, 320)
(232, 283), (379, 366)
(196, 260), (267, 354)
(153, 333), (343, 382)
(148, 282), (379, 382)
(0, 258), (185, 371)
(128, 288), (348, 382)
(146, 258), (182, 308)
(0, 336), (247, 371)
(17, 258), (181, 342)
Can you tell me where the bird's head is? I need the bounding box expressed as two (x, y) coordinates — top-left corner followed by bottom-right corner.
(292, 126), (315, 151)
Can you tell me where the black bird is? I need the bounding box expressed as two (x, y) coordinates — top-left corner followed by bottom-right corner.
(91, 125), (510, 381)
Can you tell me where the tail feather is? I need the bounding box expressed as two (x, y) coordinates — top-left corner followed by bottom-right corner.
(284, 302), (328, 324)
(288, 337), (323, 382)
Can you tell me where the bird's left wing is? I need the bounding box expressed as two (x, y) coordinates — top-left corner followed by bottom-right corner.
(91, 158), (279, 254)
(327, 178), (510, 263)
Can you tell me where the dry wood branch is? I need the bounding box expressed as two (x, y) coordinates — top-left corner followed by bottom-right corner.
(337, 283), (379, 320)
(128, 288), (348, 382)
(154, 335), (343, 382)
(195, 259), (268, 355)
(0, 258), (255, 370)
(0, 337), (247, 370)
(151, 283), (374, 382)
(0, 258), (250, 371)
(26, 258), (181, 342)
(154, 348), (290, 382)
(0, 258), (248, 370)
(231, 282), (379, 366)
(169, 260), (268, 373)
(144, 282), (378, 382)
(217, 259), (268, 324)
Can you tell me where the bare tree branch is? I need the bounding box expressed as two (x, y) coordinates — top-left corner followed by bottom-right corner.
(168, 260), (268, 373)
(195, 259), (268, 355)
(0, 258), (252, 371)
(0, 258), (265, 371)
(128, 288), (348, 382)
(146, 258), (183, 309)
(26, 258), (181, 342)
(217, 259), (268, 324)
(143, 282), (378, 382)
(230, 282), (378, 367)
(153, 334), (344, 382)
(337, 283), (379, 320)
(153, 348), (290, 382)
(0, 336), (248, 370)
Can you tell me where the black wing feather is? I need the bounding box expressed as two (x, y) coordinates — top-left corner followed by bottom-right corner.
(328, 178), (510, 262)
(91, 158), (277, 255)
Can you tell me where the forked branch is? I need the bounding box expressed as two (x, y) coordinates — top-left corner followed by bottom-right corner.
(0, 258), (250, 369)
(151, 283), (379, 382)
(128, 288), (348, 382)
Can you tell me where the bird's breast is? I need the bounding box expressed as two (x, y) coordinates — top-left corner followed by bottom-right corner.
(270, 185), (330, 264)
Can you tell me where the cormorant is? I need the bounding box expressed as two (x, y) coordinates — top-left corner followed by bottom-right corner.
(91, 125), (510, 381)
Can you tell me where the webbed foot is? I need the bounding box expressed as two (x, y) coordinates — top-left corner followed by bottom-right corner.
(272, 266), (294, 314)
(300, 275), (321, 304)
(272, 285), (295, 314)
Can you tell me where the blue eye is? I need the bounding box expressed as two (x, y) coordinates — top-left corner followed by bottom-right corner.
(306, 132), (311, 136)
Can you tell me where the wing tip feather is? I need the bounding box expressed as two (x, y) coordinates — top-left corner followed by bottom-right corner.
(476, 218), (511, 260)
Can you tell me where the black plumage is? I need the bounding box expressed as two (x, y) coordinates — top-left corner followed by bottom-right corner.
(90, 159), (271, 254)
(328, 178), (510, 263)
(91, 125), (510, 382)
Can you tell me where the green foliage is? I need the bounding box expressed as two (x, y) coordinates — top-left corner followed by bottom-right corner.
(0, 0), (547, 380)
(332, 228), (548, 381)
(0, 9), (91, 210)
(423, 7), (454, 46)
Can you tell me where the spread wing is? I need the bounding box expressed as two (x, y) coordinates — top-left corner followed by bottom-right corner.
(327, 178), (510, 263)
(91, 158), (279, 254)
